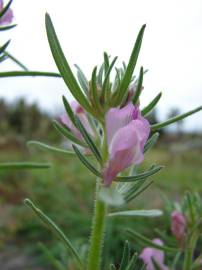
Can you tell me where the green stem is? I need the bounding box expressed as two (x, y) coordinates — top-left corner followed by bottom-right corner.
(87, 180), (107, 270)
(183, 232), (198, 270)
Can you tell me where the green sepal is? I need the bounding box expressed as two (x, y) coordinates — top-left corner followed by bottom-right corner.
(126, 229), (177, 252)
(27, 140), (75, 155)
(132, 66), (143, 105)
(113, 25), (146, 106)
(0, 162), (51, 170)
(99, 186), (125, 206)
(151, 106), (202, 131)
(116, 165), (163, 182)
(72, 145), (102, 177)
(52, 120), (86, 147)
(141, 92), (162, 116)
(108, 209), (162, 218)
(45, 13), (92, 113)
(24, 199), (84, 270)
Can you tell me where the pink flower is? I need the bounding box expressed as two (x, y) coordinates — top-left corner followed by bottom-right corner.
(60, 100), (94, 142)
(0, 0), (13, 25)
(140, 239), (169, 270)
(171, 211), (186, 242)
(103, 103), (150, 186)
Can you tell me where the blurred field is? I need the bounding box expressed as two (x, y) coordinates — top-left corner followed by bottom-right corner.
(0, 142), (202, 269)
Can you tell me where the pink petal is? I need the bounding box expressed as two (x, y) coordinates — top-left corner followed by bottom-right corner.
(103, 120), (144, 186)
(0, 0), (3, 10)
(106, 103), (139, 145)
(171, 211), (186, 241)
(0, 8), (13, 25)
(140, 239), (169, 270)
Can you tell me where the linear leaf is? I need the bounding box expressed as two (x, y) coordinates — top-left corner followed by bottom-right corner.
(4, 51), (28, 70)
(144, 132), (159, 153)
(114, 25), (146, 105)
(75, 64), (89, 94)
(124, 181), (153, 203)
(102, 56), (118, 102)
(132, 66), (143, 105)
(27, 141), (75, 155)
(72, 145), (102, 177)
(0, 162), (51, 169)
(45, 13), (92, 113)
(126, 229), (177, 252)
(0, 24), (16, 31)
(90, 66), (102, 113)
(0, 40), (10, 55)
(108, 209), (162, 218)
(126, 253), (138, 270)
(0, 71), (61, 78)
(0, 0), (12, 18)
(53, 120), (86, 147)
(97, 63), (104, 87)
(119, 241), (130, 270)
(24, 199), (83, 269)
(141, 92), (162, 116)
(62, 96), (76, 126)
(116, 165), (163, 182)
(104, 52), (110, 76)
(75, 117), (102, 163)
(151, 106), (202, 131)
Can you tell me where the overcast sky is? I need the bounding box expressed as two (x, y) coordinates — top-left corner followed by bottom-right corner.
(0, 0), (201, 131)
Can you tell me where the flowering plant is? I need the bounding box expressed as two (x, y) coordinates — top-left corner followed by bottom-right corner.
(1, 4), (201, 269)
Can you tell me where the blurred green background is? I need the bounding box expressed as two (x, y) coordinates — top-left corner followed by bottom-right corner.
(0, 98), (201, 269)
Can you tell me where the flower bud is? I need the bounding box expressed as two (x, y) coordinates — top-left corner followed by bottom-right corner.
(171, 210), (186, 242)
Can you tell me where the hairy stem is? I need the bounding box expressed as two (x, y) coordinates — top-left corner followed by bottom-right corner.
(87, 180), (107, 270)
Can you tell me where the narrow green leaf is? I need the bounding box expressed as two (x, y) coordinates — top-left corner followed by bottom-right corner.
(102, 56), (118, 101)
(0, 162), (51, 169)
(0, 40), (10, 55)
(4, 51), (28, 71)
(151, 258), (162, 270)
(45, 13), (92, 113)
(141, 92), (162, 116)
(27, 140), (75, 155)
(114, 25), (146, 105)
(144, 132), (159, 153)
(62, 96), (76, 126)
(75, 64), (89, 94)
(116, 165), (163, 182)
(24, 199), (83, 269)
(39, 243), (66, 270)
(126, 229), (177, 252)
(104, 52), (110, 76)
(119, 241), (130, 270)
(97, 63), (104, 87)
(75, 117), (102, 163)
(151, 106), (202, 131)
(90, 66), (102, 112)
(0, 0), (12, 18)
(126, 253), (138, 270)
(132, 66), (143, 105)
(53, 120), (86, 147)
(124, 181), (153, 203)
(0, 54), (7, 63)
(0, 71), (61, 78)
(108, 209), (162, 218)
(72, 145), (102, 177)
(0, 24), (16, 31)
